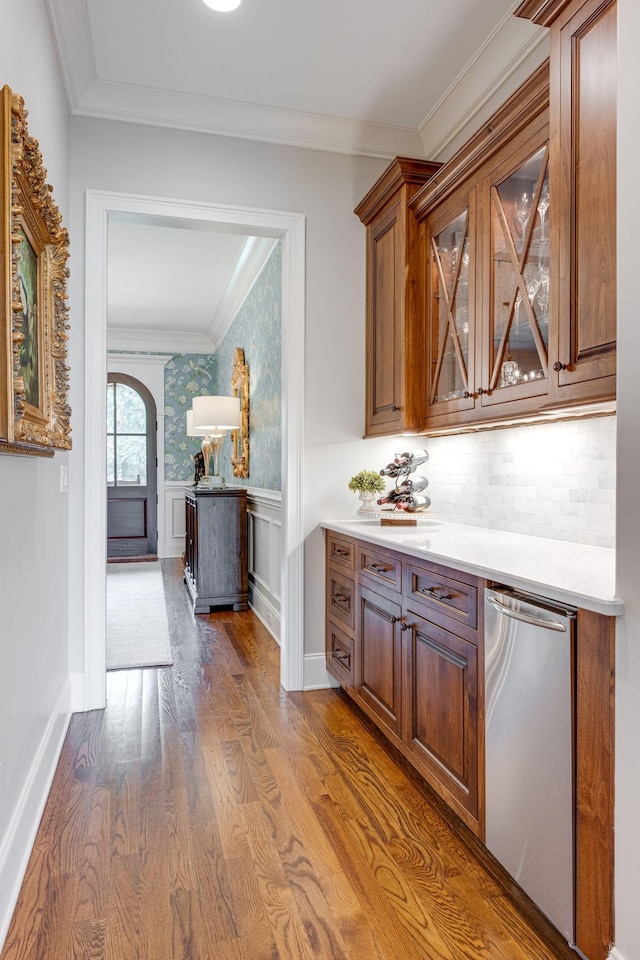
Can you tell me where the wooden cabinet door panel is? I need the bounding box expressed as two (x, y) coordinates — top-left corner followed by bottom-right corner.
(367, 204), (403, 431)
(552, 0), (617, 400)
(404, 609), (479, 822)
(356, 585), (403, 738)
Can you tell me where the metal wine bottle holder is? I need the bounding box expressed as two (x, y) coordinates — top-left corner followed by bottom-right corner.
(377, 449), (431, 523)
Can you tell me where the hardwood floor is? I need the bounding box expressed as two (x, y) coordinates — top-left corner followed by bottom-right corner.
(1, 560), (568, 960)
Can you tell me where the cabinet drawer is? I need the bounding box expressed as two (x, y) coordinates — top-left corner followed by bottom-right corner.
(326, 621), (353, 686)
(327, 570), (356, 632)
(358, 547), (402, 593)
(405, 562), (478, 630)
(327, 534), (355, 571)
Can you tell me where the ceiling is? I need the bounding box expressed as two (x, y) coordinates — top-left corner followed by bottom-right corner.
(107, 215), (277, 352)
(46, 0), (546, 350)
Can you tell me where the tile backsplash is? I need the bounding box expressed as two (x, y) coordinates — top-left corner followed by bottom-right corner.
(423, 416), (616, 548)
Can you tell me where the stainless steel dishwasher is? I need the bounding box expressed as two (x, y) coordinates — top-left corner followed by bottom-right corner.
(484, 586), (576, 943)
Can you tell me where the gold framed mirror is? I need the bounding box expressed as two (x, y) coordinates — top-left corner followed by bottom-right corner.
(231, 347), (249, 478)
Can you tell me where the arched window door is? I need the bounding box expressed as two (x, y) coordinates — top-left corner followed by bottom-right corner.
(107, 374), (157, 558)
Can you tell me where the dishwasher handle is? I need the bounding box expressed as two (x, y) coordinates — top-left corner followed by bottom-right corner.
(486, 595), (568, 632)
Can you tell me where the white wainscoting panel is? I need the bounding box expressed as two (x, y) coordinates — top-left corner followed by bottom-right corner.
(164, 482), (188, 558)
(247, 488), (281, 644)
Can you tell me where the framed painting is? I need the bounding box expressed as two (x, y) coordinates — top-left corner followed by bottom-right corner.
(1, 85), (71, 457)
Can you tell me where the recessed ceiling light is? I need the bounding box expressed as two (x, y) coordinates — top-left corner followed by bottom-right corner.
(202, 0), (242, 10)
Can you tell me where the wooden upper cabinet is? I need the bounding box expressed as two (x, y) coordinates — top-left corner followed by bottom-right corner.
(517, 0), (617, 406)
(414, 63), (552, 431)
(355, 157), (440, 436)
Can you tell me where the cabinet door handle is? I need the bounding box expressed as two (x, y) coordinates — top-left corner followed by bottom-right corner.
(477, 387), (488, 396)
(553, 361), (569, 372)
(365, 562), (390, 574)
(463, 391), (474, 399)
(392, 404), (400, 412)
(400, 621), (410, 632)
(421, 585), (453, 601)
(379, 613), (400, 624)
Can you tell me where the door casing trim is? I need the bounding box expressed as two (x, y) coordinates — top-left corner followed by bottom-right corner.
(83, 189), (305, 708)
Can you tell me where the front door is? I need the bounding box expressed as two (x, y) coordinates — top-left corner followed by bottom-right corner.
(107, 374), (157, 558)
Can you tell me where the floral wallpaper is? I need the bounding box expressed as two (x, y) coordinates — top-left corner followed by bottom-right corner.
(164, 354), (217, 480)
(215, 242), (282, 491)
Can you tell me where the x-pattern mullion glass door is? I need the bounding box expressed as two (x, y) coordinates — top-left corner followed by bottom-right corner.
(482, 143), (551, 407)
(426, 189), (476, 416)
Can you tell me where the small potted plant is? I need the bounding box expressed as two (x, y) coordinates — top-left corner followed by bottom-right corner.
(348, 469), (386, 513)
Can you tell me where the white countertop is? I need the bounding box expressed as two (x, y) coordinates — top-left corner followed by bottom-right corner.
(323, 518), (622, 616)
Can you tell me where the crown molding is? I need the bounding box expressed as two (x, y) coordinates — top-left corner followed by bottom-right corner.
(45, 0), (96, 108)
(208, 237), (278, 349)
(107, 352), (174, 365)
(73, 79), (423, 159)
(418, 5), (549, 161)
(106, 327), (215, 355)
(47, 0), (546, 162)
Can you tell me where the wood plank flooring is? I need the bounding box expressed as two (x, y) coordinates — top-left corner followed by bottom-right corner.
(1, 560), (568, 960)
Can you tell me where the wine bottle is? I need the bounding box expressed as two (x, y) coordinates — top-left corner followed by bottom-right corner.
(395, 475), (429, 494)
(377, 489), (407, 506)
(395, 494), (431, 512)
(394, 449), (429, 468)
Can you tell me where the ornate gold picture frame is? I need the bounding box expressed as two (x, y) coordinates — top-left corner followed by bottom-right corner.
(231, 346), (249, 478)
(1, 85), (71, 457)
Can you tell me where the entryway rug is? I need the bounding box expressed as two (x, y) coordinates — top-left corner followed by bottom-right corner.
(106, 561), (173, 670)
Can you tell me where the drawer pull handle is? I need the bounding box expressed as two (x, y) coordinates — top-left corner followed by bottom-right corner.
(332, 593), (349, 606)
(332, 649), (350, 665)
(333, 548), (349, 558)
(421, 586), (453, 601)
(365, 562), (390, 574)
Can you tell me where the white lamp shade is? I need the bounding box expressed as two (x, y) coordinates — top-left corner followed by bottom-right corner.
(192, 395), (241, 431)
(186, 409), (210, 437)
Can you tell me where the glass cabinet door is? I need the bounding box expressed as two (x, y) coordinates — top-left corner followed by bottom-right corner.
(487, 145), (550, 397)
(427, 195), (475, 411)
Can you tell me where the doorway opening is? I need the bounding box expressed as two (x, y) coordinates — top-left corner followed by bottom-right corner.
(82, 190), (305, 710)
(107, 373), (158, 559)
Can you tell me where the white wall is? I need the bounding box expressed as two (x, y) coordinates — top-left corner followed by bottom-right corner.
(614, 1), (640, 957)
(0, 0), (72, 947)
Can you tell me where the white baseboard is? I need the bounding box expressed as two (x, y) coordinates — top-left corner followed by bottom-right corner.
(609, 948), (628, 960)
(303, 652), (338, 690)
(69, 672), (86, 713)
(163, 539), (184, 559)
(0, 678), (72, 953)
(249, 585), (281, 645)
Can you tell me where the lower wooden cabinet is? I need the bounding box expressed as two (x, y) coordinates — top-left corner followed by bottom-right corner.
(324, 526), (615, 960)
(404, 608), (480, 827)
(326, 530), (483, 834)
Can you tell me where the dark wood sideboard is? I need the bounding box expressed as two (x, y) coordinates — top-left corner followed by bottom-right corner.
(184, 486), (248, 614)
